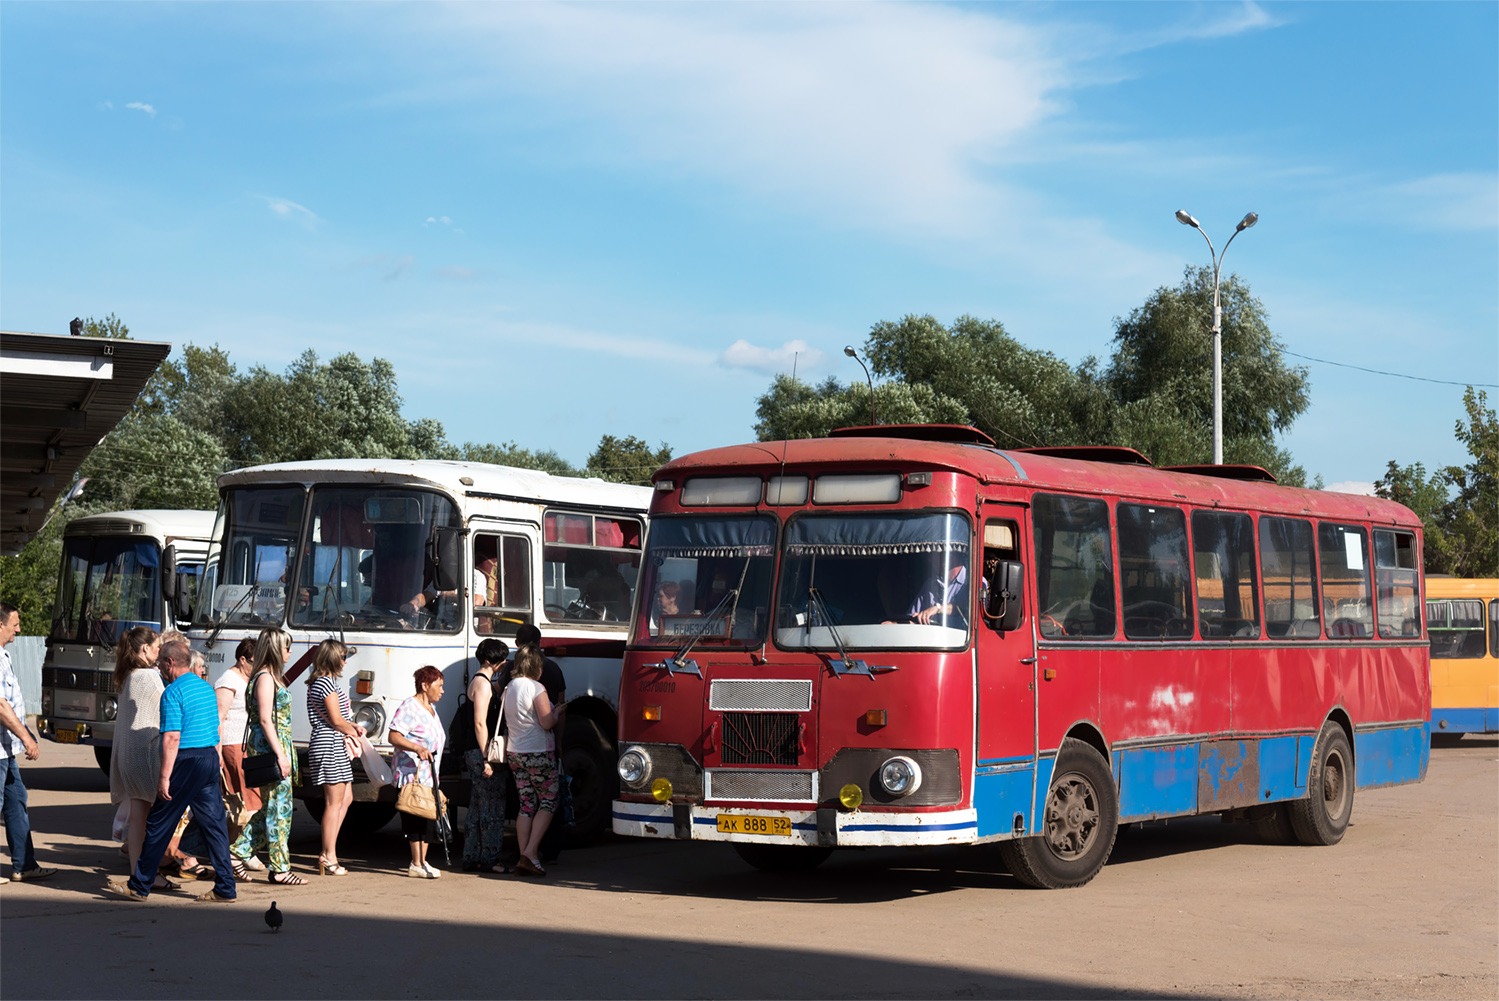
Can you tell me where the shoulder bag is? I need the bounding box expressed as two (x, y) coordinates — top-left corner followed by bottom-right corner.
(485, 683), (507, 764)
(240, 674), (283, 788)
(395, 780), (447, 820)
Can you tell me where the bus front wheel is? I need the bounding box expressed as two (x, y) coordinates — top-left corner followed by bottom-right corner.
(94, 746), (112, 774)
(561, 717), (617, 848)
(732, 843), (834, 872)
(1288, 721), (1353, 846)
(999, 738), (1118, 889)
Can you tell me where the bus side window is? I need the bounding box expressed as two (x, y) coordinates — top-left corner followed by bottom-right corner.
(1118, 503), (1193, 640)
(1260, 517), (1320, 639)
(1491, 600), (1499, 659)
(474, 533), (532, 636)
(1032, 494), (1115, 640)
(1372, 530), (1420, 638)
(1192, 510), (1260, 639)
(1318, 523), (1373, 639)
(980, 519), (1022, 626)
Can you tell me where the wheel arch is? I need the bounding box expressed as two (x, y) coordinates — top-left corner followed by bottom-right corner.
(565, 694), (619, 746)
(1063, 721), (1111, 770)
(1324, 705), (1355, 766)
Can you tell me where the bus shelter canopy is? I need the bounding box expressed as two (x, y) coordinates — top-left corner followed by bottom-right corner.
(0, 330), (171, 555)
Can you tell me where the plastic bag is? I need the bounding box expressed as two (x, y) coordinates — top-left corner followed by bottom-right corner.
(358, 734), (393, 788)
(110, 801), (130, 843)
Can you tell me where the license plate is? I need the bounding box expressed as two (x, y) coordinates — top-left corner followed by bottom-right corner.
(54, 728), (79, 744)
(716, 813), (791, 837)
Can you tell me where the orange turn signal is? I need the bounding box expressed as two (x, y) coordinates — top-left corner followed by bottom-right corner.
(355, 671), (373, 696)
(863, 709), (887, 727)
(642, 705), (662, 721)
(1043, 668), (1057, 681)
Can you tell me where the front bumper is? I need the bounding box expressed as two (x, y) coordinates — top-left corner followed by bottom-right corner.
(613, 800), (978, 847)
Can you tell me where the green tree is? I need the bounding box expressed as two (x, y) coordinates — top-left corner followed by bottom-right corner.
(1375, 460), (1452, 573)
(753, 279), (1311, 486)
(79, 313), (130, 339)
(1439, 388), (1498, 577)
(459, 441), (581, 477)
(587, 435), (673, 486)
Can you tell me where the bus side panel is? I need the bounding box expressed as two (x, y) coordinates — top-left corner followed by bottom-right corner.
(1354, 724), (1429, 789)
(1035, 647), (1100, 752)
(973, 765), (1035, 838)
(1353, 645), (1429, 728)
(1231, 644), (1332, 735)
(1114, 743), (1197, 822)
(1103, 647), (1226, 743)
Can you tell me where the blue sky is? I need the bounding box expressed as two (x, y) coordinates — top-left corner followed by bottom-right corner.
(3, 1), (1495, 492)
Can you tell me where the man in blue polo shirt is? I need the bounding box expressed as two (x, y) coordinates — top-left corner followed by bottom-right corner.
(108, 640), (236, 903)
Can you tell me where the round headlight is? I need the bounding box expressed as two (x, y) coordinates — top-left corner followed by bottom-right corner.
(353, 703), (386, 738)
(878, 756), (923, 797)
(102, 696), (118, 721)
(617, 747), (651, 786)
(41, 690), (53, 714)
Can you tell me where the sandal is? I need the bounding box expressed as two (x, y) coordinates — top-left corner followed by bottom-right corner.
(268, 870), (307, 886)
(231, 857), (251, 881)
(490, 863), (516, 875)
(317, 856), (348, 876)
(152, 876), (181, 892)
(179, 862), (215, 880)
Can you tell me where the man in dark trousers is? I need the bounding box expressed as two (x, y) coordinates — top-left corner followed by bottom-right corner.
(107, 640), (237, 903)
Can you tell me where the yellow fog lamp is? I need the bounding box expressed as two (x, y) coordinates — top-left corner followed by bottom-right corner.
(838, 783), (864, 810)
(651, 778), (674, 802)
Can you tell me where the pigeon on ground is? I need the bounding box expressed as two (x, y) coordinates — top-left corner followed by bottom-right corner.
(265, 901), (283, 932)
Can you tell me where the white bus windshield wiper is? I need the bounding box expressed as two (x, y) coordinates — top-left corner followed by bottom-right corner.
(808, 586), (897, 680)
(649, 588), (739, 678)
(206, 550), (263, 649)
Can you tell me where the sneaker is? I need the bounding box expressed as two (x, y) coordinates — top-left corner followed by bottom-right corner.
(195, 889), (236, 903)
(406, 864), (434, 879)
(14, 866), (58, 882)
(106, 880), (148, 901)
(422, 862), (442, 879)
(242, 855), (267, 872)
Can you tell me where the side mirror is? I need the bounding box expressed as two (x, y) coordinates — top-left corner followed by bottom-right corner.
(984, 560), (1025, 632)
(428, 527), (463, 593)
(161, 546), (178, 600)
(172, 577), (195, 623)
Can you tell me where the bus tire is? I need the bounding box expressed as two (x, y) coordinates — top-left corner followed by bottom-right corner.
(561, 717), (616, 848)
(732, 843), (834, 872)
(1288, 721), (1353, 846)
(1252, 802), (1296, 845)
(998, 738), (1118, 889)
(94, 746), (112, 774)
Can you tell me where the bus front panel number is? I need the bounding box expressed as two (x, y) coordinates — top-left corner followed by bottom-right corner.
(717, 814), (791, 836)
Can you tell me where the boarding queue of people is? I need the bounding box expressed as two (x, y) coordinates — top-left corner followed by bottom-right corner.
(0, 612), (572, 898)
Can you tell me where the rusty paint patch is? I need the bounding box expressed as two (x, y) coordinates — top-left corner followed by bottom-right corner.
(1198, 739), (1261, 811)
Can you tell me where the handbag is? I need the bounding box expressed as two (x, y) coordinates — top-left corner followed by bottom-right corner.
(240, 672), (283, 788)
(485, 691), (507, 764)
(395, 781), (447, 820)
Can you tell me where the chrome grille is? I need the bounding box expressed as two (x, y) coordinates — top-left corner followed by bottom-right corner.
(706, 769), (816, 803)
(720, 712), (799, 765)
(43, 668), (99, 692)
(98, 672), (115, 695)
(709, 679), (812, 712)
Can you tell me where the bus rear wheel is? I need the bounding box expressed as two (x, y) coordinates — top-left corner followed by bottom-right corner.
(301, 798), (398, 837)
(1288, 721), (1353, 846)
(732, 843), (834, 872)
(999, 738), (1118, 889)
(94, 746), (112, 774)
(561, 717), (617, 848)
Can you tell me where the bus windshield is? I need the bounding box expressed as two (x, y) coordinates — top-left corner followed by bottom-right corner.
(51, 536), (162, 644)
(775, 512), (970, 651)
(634, 515), (776, 646)
(195, 486), (307, 627)
(293, 487), (461, 632)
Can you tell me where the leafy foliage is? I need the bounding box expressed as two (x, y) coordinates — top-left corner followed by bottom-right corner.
(587, 435), (673, 486)
(753, 269), (1311, 484)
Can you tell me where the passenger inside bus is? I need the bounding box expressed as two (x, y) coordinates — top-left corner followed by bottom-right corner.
(886, 564), (968, 627)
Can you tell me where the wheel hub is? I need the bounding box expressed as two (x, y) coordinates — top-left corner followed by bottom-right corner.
(1044, 773), (1100, 860)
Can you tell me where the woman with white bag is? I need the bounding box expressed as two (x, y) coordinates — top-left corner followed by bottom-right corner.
(462, 638), (510, 873)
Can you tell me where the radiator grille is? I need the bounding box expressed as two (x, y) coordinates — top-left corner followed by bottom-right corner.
(720, 712), (800, 765)
(98, 672), (115, 695)
(44, 668), (100, 692)
(709, 679), (813, 713)
(706, 769), (817, 803)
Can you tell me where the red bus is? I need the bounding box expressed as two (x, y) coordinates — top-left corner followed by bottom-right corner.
(611, 426), (1430, 887)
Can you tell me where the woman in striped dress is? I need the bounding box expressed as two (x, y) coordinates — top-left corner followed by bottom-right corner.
(306, 639), (361, 876)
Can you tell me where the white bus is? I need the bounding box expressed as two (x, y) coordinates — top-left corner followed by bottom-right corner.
(185, 459), (652, 841)
(38, 509), (216, 771)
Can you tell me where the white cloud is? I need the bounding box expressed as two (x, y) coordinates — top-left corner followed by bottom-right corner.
(719, 338), (824, 376)
(491, 320), (717, 367)
(261, 196), (320, 227)
(125, 101), (156, 118)
(1324, 480), (1377, 497)
(98, 100), (114, 111)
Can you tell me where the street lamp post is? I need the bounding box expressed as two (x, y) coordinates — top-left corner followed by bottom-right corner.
(1174, 209), (1258, 465)
(844, 345), (876, 425)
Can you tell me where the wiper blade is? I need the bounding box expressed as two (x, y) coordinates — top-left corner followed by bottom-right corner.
(205, 585), (257, 649)
(808, 586), (897, 681)
(649, 588), (738, 678)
